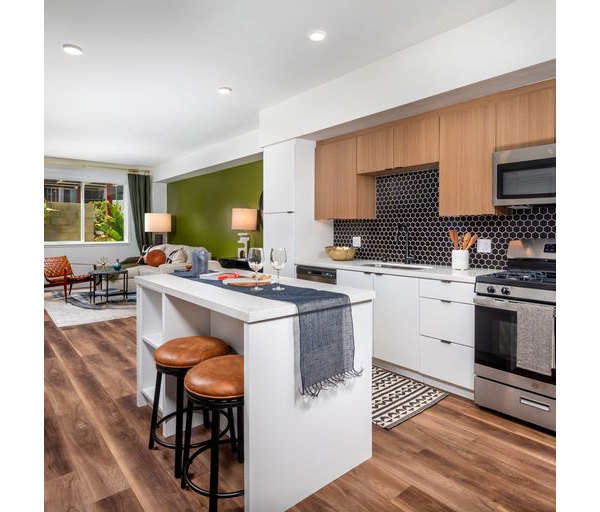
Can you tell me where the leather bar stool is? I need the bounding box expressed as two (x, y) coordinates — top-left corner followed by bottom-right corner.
(148, 336), (231, 479)
(182, 355), (244, 512)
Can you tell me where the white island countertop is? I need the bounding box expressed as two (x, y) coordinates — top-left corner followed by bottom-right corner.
(295, 258), (497, 283)
(135, 272), (375, 324)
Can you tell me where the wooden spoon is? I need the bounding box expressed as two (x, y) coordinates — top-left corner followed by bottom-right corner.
(462, 232), (471, 250)
(448, 229), (459, 250)
(465, 233), (479, 250)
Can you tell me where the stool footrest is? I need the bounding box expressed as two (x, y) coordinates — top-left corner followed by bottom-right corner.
(151, 406), (224, 450)
(183, 438), (244, 499)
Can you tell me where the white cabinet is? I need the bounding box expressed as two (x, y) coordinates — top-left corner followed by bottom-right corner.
(419, 298), (474, 347)
(263, 141), (296, 213)
(419, 278), (474, 304)
(337, 269), (374, 290)
(263, 212), (295, 277)
(419, 336), (474, 390)
(333, 269), (475, 392)
(373, 274), (420, 371)
(418, 278), (475, 391)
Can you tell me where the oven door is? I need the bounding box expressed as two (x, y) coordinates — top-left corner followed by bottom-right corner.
(474, 296), (556, 387)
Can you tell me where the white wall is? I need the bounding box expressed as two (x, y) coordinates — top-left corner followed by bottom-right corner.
(259, 0), (556, 147)
(153, 130), (262, 183)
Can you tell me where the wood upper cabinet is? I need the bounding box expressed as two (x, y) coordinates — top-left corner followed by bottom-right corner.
(439, 99), (499, 216)
(315, 137), (376, 220)
(496, 81), (556, 151)
(393, 115), (440, 169)
(356, 127), (393, 174)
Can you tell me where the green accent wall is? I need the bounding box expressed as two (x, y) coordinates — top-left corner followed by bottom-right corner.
(167, 161), (263, 259)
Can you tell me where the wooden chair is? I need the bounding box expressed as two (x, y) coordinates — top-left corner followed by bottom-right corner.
(44, 256), (93, 303)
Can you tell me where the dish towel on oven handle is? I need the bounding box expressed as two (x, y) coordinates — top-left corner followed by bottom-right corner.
(516, 302), (556, 376)
(172, 276), (362, 397)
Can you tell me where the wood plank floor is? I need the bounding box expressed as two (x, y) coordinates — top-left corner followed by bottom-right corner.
(44, 313), (555, 511)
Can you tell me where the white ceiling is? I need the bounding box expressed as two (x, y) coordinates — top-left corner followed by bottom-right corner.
(45, 0), (517, 167)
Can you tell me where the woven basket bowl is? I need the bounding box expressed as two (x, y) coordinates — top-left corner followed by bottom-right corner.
(325, 246), (356, 261)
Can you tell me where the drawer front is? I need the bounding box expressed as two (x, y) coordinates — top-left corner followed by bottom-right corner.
(474, 376), (555, 431)
(419, 335), (474, 390)
(419, 298), (474, 347)
(419, 279), (474, 304)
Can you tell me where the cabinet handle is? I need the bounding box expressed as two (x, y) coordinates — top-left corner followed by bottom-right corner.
(374, 273), (383, 276)
(440, 299), (452, 304)
(519, 397), (550, 412)
(440, 339), (452, 344)
(440, 280), (452, 284)
(363, 272), (372, 275)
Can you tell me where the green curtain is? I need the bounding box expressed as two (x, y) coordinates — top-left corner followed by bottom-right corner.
(128, 173), (152, 253)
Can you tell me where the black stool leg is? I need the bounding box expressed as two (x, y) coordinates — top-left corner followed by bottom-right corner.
(174, 374), (185, 479)
(181, 399), (194, 489)
(148, 370), (162, 449)
(227, 408), (237, 453)
(203, 409), (210, 427)
(236, 405), (244, 464)
(209, 409), (220, 512)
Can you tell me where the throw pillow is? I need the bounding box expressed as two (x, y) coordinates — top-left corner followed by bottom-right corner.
(140, 244), (166, 264)
(167, 247), (187, 264)
(146, 249), (167, 267)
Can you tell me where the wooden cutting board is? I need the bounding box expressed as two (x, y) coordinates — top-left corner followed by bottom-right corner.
(224, 278), (272, 287)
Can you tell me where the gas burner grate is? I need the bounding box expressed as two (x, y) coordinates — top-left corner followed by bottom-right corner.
(490, 270), (555, 283)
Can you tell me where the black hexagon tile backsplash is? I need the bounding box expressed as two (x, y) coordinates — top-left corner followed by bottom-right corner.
(333, 169), (556, 269)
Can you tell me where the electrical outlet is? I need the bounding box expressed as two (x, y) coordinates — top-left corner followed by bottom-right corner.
(352, 236), (361, 248)
(477, 239), (492, 253)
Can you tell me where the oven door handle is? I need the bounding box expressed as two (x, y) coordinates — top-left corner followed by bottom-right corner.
(473, 296), (520, 311)
(473, 295), (556, 315)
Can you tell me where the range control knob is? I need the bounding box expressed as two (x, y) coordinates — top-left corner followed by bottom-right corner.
(501, 286), (511, 295)
(486, 286), (496, 294)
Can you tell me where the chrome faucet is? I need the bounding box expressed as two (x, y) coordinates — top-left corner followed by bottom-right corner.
(396, 223), (414, 264)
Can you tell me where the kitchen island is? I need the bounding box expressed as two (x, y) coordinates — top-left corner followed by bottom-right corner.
(136, 272), (374, 512)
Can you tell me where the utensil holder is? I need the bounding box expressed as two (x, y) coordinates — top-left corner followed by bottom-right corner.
(451, 250), (469, 270)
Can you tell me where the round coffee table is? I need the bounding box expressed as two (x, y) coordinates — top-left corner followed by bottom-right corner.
(89, 269), (129, 305)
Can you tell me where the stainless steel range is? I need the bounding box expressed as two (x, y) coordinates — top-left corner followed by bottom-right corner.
(474, 239), (556, 431)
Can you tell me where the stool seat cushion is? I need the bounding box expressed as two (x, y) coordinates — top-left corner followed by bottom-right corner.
(154, 336), (230, 369)
(185, 355), (244, 399)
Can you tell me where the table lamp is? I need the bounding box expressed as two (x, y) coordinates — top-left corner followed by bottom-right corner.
(231, 208), (257, 259)
(145, 213), (172, 245)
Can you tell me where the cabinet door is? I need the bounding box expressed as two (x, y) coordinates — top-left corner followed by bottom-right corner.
(419, 336), (474, 390)
(315, 138), (376, 220)
(337, 269), (374, 290)
(439, 100), (498, 216)
(393, 115), (439, 168)
(373, 274), (419, 371)
(315, 138), (356, 219)
(357, 128), (393, 174)
(496, 82), (555, 151)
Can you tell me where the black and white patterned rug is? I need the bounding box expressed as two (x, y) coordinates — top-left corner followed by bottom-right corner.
(372, 365), (448, 429)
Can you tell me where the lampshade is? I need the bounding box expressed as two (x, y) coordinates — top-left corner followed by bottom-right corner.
(144, 213), (172, 233)
(231, 208), (257, 231)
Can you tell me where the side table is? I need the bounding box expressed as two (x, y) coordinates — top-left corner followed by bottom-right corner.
(89, 269), (129, 305)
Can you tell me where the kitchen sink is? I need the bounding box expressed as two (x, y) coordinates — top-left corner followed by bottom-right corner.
(359, 262), (433, 270)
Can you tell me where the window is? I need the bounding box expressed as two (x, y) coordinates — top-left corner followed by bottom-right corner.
(44, 179), (127, 243)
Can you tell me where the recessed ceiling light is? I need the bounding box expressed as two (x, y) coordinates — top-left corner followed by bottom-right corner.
(308, 30), (327, 42)
(217, 87), (233, 95)
(62, 43), (83, 56)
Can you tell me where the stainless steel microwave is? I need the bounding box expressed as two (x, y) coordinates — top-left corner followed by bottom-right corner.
(493, 143), (556, 207)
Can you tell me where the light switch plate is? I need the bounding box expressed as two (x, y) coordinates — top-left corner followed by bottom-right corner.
(477, 239), (492, 253)
(352, 236), (361, 248)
